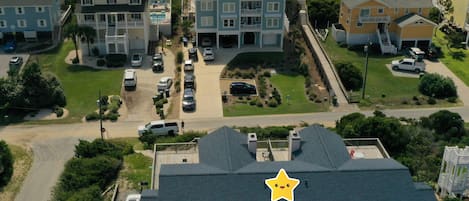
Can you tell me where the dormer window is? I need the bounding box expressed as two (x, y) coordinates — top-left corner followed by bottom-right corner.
(82, 0), (93, 5)
(129, 0), (141, 4)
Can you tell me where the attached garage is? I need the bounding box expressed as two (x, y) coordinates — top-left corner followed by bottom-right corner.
(401, 40), (416, 50)
(129, 39), (145, 50)
(263, 34), (277, 45)
(417, 40), (430, 50)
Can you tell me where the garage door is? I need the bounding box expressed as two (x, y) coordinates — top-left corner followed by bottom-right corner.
(263, 34), (277, 45)
(129, 39), (145, 50)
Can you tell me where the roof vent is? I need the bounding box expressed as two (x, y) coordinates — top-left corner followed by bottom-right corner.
(247, 133), (257, 155)
(289, 130), (301, 153)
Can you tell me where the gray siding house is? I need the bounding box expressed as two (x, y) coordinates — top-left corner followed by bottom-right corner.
(0, 0), (61, 41)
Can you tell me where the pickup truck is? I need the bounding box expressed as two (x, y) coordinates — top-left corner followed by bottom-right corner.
(138, 120), (179, 136)
(391, 58), (425, 73)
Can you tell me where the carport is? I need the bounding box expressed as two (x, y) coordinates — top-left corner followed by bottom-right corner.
(218, 34), (238, 48)
(197, 33), (216, 47)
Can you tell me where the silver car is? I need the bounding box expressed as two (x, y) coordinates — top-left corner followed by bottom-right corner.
(157, 76), (173, 92)
(182, 88), (196, 111)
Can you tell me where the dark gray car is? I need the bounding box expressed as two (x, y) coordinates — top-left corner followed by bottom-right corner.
(184, 74), (196, 90)
(182, 88), (196, 111)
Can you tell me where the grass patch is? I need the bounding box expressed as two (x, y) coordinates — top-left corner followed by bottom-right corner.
(27, 41), (123, 123)
(322, 33), (428, 107)
(433, 30), (469, 85)
(108, 138), (144, 151)
(119, 153), (152, 190)
(224, 73), (328, 116)
(0, 145), (33, 201)
(227, 52), (285, 68)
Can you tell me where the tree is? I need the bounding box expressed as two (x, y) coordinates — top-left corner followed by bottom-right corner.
(429, 7), (442, 23)
(307, 0), (340, 28)
(74, 139), (132, 160)
(335, 112), (366, 137)
(79, 26), (96, 56)
(427, 110), (465, 141)
(419, 73), (457, 99)
(66, 185), (103, 201)
(335, 62), (363, 91)
(181, 20), (193, 37)
(63, 23), (81, 63)
(0, 140), (14, 187)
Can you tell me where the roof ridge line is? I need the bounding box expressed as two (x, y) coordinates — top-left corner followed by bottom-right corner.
(223, 127), (233, 171)
(317, 128), (336, 168)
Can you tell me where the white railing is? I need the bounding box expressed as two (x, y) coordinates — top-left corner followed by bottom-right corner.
(241, 8), (262, 15)
(359, 15), (391, 23)
(376, 28), (397, 54)
(241, 23), (261, 30)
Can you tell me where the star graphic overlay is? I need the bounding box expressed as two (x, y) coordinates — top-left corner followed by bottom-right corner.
(265, 168), (300, 201)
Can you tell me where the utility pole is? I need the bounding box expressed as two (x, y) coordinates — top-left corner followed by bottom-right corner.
(361, 43), (370, 99)
(98, 90), (104, 140)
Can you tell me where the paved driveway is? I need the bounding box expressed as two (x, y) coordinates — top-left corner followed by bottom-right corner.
(179, 46), (239, 120)
(121, 50), (176, 122)
(0, 54), (29, 78)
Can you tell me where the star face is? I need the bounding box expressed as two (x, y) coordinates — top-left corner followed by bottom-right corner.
(265, 168), (300, 201)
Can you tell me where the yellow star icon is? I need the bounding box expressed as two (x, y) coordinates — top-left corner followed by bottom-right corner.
(265, 168), (300, 201)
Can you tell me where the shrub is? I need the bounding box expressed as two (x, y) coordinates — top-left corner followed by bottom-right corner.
(105, 54), (127, 67)
(419, 73), (457, 99)
(106, 112), (119, 121)
(75, 139), (129, 159)
(256, 99), (263, 107)
(96, 59), (106, 66)
(92, 47), (100, 57)
(447, 96), (457, 103)
(335, 62), (363, 91)
(176, 51), (184, 64)
(427, 97), (437, 105)
(296, 63), (309, 76)
(0, 141), (13, 187)
(272, 88), (282, 104)
(154, 100), (164, 109)
(268, 99), (278, 107)
(263, 71), (271, 77)
(110, 96), (121, 106)
(72, 57), (79, 64)
(257, 75), (267, 98)
(99, 95), (109, 106)
(249, 98), (257, 105)
(85, 112), (100, 121)
(54, 106), (64, 117)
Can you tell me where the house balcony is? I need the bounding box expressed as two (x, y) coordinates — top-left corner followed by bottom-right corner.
(241, 23), (261, 31)
(116, 20), (145, 28)
(241, 8), (262, 15)
(358, 16), (391, 23)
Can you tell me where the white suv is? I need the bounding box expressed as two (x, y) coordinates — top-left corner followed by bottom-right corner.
(123, 69), (137, 90)
(184, 59), (194, 71)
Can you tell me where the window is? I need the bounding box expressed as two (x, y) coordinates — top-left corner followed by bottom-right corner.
(100, 14), (106, 22)
(266, 18), (279, 28)
(129, 0), (141, 4)
(359, 8), (370, 17)
(36, 6), (45, 13)
(223, 19), (234, 28)
(0, 7), (4, 15)
(82, 0), (93, 5)
(16, 7), (24, 15)
(117, 14), (125, 21)
(267, 2), (279, 12)
(200, 0), (213, 11)
(37, 19), (47, 27)
(0, 20), (6, 28)
(418, 8), (422, 15)
(356, 22), (362, 27)
(107, 0), (117, 4)
(200, 16), (213, 26)
(377, 8), (384, 14)
(84, 14), (95, 22)
(17, 19), (27, 28)
(131, 13), (141, 20)
(223, 3), (235, 13)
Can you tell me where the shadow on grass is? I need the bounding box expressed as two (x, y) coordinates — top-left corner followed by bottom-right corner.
(449, 50), (466, 61)
(66, 65), (102, 73)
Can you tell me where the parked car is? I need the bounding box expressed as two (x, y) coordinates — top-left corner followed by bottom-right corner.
(230, 82), (257, 95)
(188, 48), (198, 61)
(391, 58), (426, 73)
(125, 194), (141, 201)
(123, 69), (137, 90)
(137, 120), (179, 136)
(182, 88), (196, 112)
(408, 47), (425, 62)
(184, 59), (194, 71)
(3, 41), (16, 53)
(203, 48), (215, 61)
(131, 53), (143, 67)
(201, 38), (212, 47)
(152, 53), (164, 72)
(9, 56), (23, 66)
(157, 77), (173, 92)
(184, 73), (196, 89)
(426, 46), (441, 60)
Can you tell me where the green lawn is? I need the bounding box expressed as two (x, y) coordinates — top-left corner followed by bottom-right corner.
(224, 73), (328, 116)
(120, 153), (152, 190)
(432, 30), (469, 85)
(322, 34), (425, 107)
(29, 41), (123, 123)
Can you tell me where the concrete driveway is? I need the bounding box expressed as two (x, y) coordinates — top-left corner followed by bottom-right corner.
(179, 46), (239, 120)
(0, 54), (29, 78)
(121, 50), (176, 122)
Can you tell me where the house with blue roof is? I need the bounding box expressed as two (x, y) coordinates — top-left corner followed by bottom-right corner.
(195, 0), (288, 49)
(151, 125), (437, 201)
(0, 0), (61, 42)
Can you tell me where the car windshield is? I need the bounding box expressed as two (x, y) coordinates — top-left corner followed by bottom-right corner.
(132, 55), (140, 60)
(183, 96), (194, 101)
(399, 59), (404, 62)
(159, 80), (167, 84)
(145, 123), (151, 128)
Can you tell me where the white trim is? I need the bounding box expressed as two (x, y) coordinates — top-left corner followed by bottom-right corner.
(200, 16), (214, 27)
(223, 18), (235, 28)
(17, 19), (27, 28)
(16, 7), (24, 15)
(266, 17), (279, 28)
(200, 0), (214, 11)
(266, 2), (279, 12)
(0, 7), (4, 15)
(223, 3), (235, 13)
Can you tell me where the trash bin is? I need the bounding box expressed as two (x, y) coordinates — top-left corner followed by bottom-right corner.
(165, 89), (170, 98)
(191, 38), (196, 47)
(183, 37), (188, 47)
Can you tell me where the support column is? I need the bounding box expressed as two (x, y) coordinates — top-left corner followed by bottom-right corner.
(260, 32), (263, 48)
(465, 32), (469, 49)
(238, 33), (241, 48)
(280, 32), (284, 48)
(216, 33), (219, 49)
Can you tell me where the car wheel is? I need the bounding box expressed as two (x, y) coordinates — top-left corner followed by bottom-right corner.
(414, 69), (420, 73)
(168, 130), (175, 136)
(392, 66), (398, 70)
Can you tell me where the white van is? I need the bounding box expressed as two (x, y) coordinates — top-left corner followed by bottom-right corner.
(124, 69), (137, 90)
(184, 59), (194, 71)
